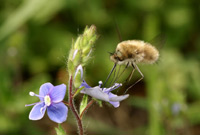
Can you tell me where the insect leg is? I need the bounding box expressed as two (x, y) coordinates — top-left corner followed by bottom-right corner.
(113, 62), (129, 84)
(124, 63), (144, 93)
(108, 64), (120, 87)
(125, 65), (136, 83)
(102, 63), (117, 88)
(114, 62), (129, 93)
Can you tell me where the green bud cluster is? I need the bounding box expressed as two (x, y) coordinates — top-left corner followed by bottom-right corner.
(67, 25), (98, 88)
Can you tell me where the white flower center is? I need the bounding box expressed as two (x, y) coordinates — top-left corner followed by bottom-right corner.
(44, 95), (51, 106)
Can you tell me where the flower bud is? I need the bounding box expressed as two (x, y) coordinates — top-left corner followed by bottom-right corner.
(74, 36), (82, 49)
(67, 25), (98, 76)
(74, 71), (82, 88)
(74, 65), (83, 88)
(72, 50), (81, 67)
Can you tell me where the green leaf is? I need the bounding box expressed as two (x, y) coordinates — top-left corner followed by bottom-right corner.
(55, 124), (67, 135)
(79, 94), (88, 115)
(73, 87), (84, 98)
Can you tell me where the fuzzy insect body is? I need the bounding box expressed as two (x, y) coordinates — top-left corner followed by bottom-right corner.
(110, 40), (159, 65)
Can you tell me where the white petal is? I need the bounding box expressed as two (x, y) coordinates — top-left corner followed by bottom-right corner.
(109, 94), (129, 102)
(81, 86), (109, 102)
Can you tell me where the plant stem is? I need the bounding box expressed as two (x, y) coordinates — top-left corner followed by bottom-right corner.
(62, 101), (69, 106)
(68, 75), (83, 135)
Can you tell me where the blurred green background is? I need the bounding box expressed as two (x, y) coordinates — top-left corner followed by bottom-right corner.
(0, 0), (200, 135)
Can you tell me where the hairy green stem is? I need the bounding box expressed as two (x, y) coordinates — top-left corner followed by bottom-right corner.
(68, 75), (83, 135)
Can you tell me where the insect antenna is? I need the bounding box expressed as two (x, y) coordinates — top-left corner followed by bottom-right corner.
(124, 63), (144, 94)
(114, 18), (123, 42)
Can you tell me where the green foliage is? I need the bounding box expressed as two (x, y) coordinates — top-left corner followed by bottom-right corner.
(73, 87), (84, 98)
(55, 124), (67, 135)
(79, 94), (88, 115)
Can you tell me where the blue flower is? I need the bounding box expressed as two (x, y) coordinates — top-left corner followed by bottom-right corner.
(73, 64), (129, 107)
(171, 103), (181, 115)
(25, 83), (68, 123)
(80, 80), (129, 108)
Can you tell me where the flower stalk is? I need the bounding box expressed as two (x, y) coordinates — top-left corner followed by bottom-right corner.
(68, 75), (83, 135)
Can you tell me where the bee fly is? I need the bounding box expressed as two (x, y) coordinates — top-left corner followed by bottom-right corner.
(104, 40), (159, 93)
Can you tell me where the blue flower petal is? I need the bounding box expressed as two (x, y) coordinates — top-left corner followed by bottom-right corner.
(47, 102), (68, 123)
(50, 84), (66, 103)
(109, 101), (120, 108)
(107, 93), (120, 108)
(80, 80), (91, 88)
(39, 83), (53, 101)
(29, 102), (46, 120)
(108, 93), (129, 108)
